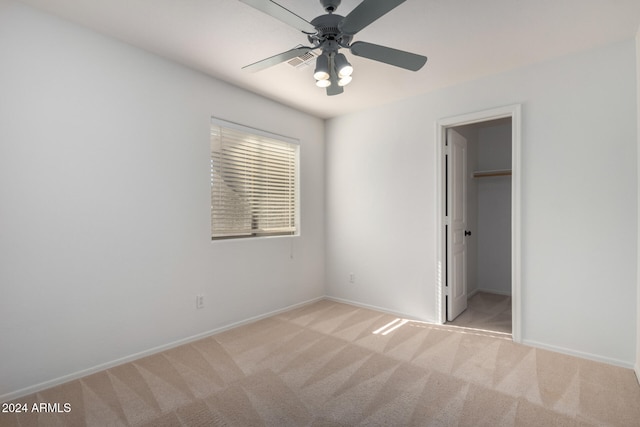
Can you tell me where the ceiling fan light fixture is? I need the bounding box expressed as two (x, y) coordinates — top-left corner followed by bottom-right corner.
(334, 53), (353, 77)
(240, 0), (428, 97)
(313, 54), (330, 81)
(338, 75), (352, 86)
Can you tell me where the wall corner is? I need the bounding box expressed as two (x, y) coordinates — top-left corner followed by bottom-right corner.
(635, 25), (640, 383)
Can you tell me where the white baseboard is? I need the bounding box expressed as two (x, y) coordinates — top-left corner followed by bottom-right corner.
(325, 296), (434, 323)
(5, 295), (635, 402)
(635, 364), (640, 386)
(325, 297), (637, 372)
(522, 338), (635, 370)
(0, 296), (324, 403)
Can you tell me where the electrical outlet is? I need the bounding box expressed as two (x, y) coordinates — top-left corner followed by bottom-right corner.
(349, 273), (355, 283)
(196, 295), (205, 309)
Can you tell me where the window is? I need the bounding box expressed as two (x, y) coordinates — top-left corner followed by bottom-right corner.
(210, 118), (299, 239)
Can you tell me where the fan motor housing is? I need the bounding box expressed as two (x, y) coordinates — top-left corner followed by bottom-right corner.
(320, 0), (341, 13)
(309, 14), (352, 46)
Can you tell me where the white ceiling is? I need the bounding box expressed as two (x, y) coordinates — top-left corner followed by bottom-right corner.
(18, 0), (640, 119)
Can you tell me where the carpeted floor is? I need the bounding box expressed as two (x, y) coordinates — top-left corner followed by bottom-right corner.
(447, 291), (512, 334)
(2, 299), (639, 426)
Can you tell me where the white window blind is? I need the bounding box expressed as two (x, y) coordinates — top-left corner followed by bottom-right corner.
(210, 120), (298, 239)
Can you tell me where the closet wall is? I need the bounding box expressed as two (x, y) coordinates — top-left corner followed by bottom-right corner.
(454, 119), (511, 298)
(475, 119), (512, 295)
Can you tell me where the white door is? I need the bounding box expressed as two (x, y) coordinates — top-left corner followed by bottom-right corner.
(447, 128), (468, 321)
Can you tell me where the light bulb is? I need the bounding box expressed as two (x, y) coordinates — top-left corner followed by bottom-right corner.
(314, 54), (330, 81)
(334, 53), (353, 77)
(338, 75), (352, 86)
(338, 65), (353, 78)
(314, 71), (330, 81)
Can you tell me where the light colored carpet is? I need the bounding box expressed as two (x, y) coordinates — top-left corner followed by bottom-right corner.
(2, 299), (639, 426)
(447, 291), (512, 334)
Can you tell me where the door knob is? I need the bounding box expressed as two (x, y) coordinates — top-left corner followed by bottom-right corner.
(464, 230), (472, 236)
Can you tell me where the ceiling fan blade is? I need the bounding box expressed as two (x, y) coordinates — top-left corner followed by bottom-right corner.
(350, 41), (427, 71)
(239, 0), (316, 34)
(339, 0), (406, 35)
(242, 47), (313, 72)
(326, 54), (344, 96)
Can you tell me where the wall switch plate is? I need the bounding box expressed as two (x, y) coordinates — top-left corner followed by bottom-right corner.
(349, 273), (355, 283)
(196, 295), (204, 309)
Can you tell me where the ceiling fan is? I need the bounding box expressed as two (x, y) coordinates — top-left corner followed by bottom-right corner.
(240, 0), (428, 96)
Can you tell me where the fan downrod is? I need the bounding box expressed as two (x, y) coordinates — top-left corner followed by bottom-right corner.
(320, 0), (341, 13)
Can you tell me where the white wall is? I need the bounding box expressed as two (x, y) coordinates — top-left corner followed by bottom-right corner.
(326, 39), (637, 366)
(476, 122), (512, 295)
(0, 1), (325, 399)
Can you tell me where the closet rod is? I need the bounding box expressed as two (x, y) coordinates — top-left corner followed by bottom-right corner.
(473, 169), (512, 178)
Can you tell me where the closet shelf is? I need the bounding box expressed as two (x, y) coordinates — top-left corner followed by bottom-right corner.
(473, 169), (512, 178)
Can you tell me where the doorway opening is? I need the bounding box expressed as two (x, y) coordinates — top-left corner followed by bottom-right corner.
(435, 105), (522, 342)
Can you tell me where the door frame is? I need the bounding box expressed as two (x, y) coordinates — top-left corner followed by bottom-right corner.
(435, 104), (522, 343)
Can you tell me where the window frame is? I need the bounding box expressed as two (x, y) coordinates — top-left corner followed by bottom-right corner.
(210, 117), (300, 240)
